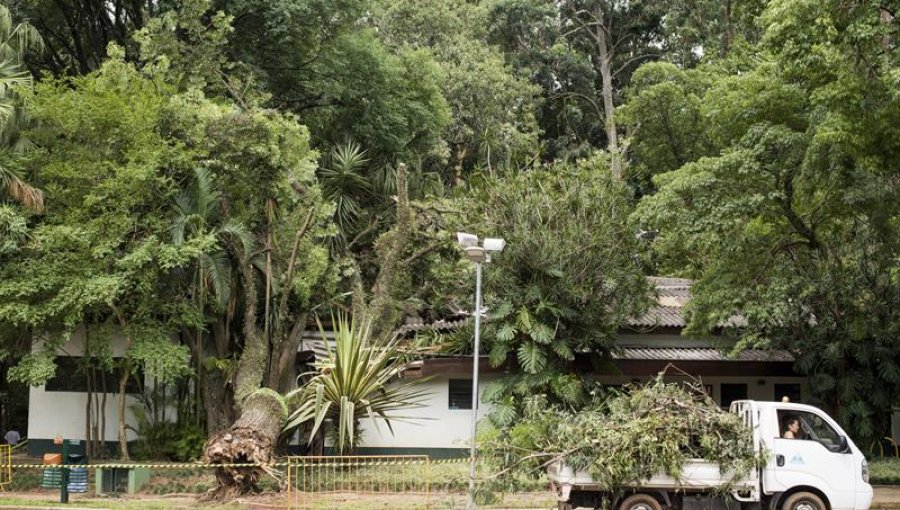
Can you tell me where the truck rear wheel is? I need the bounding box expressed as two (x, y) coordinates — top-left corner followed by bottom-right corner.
(782, 492), (826, 510)
(619, 494), (663, 510)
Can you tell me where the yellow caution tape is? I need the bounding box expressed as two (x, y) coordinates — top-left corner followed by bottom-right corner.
(3, 463), (290, 469)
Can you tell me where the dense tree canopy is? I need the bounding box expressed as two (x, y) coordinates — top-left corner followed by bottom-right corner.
(0, 0), (898, 467)
(630, 0), (900, 440)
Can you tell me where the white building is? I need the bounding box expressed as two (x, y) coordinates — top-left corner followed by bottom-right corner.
(26, 328), (142, 456)
(25, 277), (811, 458)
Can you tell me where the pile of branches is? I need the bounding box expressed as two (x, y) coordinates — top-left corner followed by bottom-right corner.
(480, 376), (765, 491)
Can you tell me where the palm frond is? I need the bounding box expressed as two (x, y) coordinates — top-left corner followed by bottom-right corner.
(0, 163), (43, 212)
(192, 167), (222, 224)
(199, 251), (232, 309)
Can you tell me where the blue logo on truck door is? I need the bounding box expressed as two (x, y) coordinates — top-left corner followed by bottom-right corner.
(790, 454), (805, 465)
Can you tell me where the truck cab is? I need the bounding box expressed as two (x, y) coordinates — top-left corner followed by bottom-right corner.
(733, 400), (873, 510)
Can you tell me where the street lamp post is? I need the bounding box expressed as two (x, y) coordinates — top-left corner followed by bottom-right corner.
(457, 232), (505, 510)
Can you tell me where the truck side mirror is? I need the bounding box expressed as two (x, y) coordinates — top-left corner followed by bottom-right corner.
(838, 435), (849, 453)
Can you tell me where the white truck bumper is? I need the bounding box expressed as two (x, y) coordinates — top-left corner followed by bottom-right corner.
(855, 482), (873, 510)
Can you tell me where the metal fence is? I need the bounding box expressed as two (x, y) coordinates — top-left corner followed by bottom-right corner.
(286, 455), (453, 510)
(0, 445), (9, 491)
(0, 454), (482, 508)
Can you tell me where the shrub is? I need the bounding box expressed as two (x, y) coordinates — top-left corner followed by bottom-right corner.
(869, 458), (900, 485)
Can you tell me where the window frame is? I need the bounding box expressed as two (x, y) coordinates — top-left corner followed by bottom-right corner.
(44, 356), (142, 394)
(448, 378), (473, 410)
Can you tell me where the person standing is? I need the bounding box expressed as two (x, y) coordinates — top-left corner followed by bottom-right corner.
(4, 429), (20, 446)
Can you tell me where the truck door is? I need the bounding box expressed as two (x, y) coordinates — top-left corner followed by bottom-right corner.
(769, 410), (857, 508)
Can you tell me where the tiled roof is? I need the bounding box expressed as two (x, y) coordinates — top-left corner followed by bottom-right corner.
(627, 277), (747, 329)
(614, 346), (793, 362)
(395, 316), (473, 336)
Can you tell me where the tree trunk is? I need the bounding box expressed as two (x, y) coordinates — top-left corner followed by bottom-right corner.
(367, 163), (410, 339)
(594, 4), (621, 180)
(203, 367), (235, 434)
(233, 263), (265, 407)
(201, 390), (286, 500)
(266, 316), (306, 393)
(117, 360), (131, 460)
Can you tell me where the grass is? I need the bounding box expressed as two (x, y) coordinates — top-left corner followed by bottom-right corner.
(871, 458), (900, 485)
(0, 495), (243, 509)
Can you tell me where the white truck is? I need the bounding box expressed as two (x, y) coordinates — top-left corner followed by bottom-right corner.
(548, 400), (873, 510)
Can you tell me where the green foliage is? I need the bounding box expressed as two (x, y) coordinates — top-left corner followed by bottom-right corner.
(284, 314), (430, 454)
(0, 202), (26, 254)
(225, 0), (451, 162)
(0, 2), (44, 213)
(870, 458), (900, 486)
(434, 155), (648, 409)
(376, 0), (540, 179)
(132, 421), (208, 462)
(481, 378), (765, 492)
(619, 62), (716, 195)
(134, 0), (234, 94)
(630, 0), (900, 442)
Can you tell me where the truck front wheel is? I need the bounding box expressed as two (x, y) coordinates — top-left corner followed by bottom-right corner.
(782, 492), (826, 510)
(619, 494), (663, 510)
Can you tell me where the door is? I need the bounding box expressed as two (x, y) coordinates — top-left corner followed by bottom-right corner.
(769, 410), (857, 509)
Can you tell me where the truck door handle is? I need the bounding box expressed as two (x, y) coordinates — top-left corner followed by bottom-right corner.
(776, 455), (785, 467)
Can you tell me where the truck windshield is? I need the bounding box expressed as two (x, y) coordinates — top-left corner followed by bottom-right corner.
(778, 410), (844, 452)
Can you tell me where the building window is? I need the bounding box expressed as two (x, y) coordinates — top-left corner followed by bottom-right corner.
(448, 379), (472, 410)
(720, 383), (748, 409)
(774, 383), (801, 403)
(45, 357), (142, 394)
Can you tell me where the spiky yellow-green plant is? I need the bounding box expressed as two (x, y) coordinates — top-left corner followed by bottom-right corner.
(284, 314), (430, 454)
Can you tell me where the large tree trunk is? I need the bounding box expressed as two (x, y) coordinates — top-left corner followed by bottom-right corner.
(266, 316), (306, 393)
(204, 317), (236, 434)
(203, 366), (235, 434)
(201, 390), (286, 500)
(594, 4), (621, 180)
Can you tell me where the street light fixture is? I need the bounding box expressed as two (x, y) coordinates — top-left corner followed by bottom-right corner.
(456, 232), (505, 509)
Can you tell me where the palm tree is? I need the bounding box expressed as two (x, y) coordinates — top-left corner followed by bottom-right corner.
(172, 167), (252, 309)
(318, 141), (372, 249)
(172, 167), (252, 425)
(284, 314), (430, 454)
(0, 4), (43, 212)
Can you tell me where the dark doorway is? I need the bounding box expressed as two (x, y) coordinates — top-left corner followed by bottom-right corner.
(720, 383), (748, 409)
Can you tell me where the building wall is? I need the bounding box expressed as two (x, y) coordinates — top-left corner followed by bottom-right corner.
(356, 375), (496, 453)
(27, 328), (141, 455)
(350, 372), (809, 454)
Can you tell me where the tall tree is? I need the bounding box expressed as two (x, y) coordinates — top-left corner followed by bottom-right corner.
(0, 2), (43, 212)
(220, 0), (451, 163)
(8, 0), (150, 75)
(426, 155), (649, 423)
(486, 0), (667, 169)
(0, 47), (198, 459)
(375, 0), (541, 182)
(632, 0), (900, 441)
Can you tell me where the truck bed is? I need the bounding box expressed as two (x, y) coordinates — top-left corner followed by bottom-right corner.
(547, 459), (756, 491)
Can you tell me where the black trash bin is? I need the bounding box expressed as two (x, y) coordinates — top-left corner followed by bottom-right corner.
(67, 454), (88, 493)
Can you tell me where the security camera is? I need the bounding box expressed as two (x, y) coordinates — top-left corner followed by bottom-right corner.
(456, 232), (478, 248)
(483, 238), (506, 252)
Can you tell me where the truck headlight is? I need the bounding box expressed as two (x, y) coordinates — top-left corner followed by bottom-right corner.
(862, 459), (869, 483)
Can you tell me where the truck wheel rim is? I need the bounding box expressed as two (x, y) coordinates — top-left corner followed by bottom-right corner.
(631, 504), (653, 510)
(794, 501), (817, 510)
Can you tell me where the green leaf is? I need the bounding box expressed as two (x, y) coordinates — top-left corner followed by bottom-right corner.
(517, 341), (546, 374)
(496, 323), (517, 342)
(529, 322), (554, 344)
